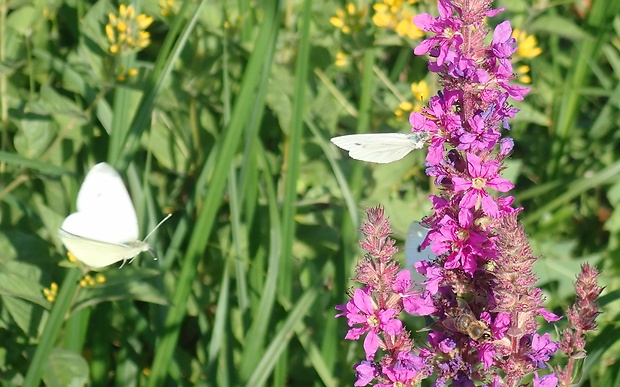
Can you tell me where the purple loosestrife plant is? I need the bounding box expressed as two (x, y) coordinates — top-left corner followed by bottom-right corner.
(335, 1), (602, 386)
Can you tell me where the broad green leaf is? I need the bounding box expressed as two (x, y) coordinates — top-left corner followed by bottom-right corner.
(42, 348), (89, 387)
(72, 268), (168, 313)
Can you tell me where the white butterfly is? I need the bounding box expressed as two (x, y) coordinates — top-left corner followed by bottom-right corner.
(58, 163), (170, 268)
(330, 132), (428, 164)
(404, 221), (437, 283)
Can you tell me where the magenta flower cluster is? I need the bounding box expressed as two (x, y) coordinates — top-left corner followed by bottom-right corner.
(335, 1), (602, 386)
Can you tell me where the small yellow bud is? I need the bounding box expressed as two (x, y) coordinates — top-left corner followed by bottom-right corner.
(43, 282), (58, 302)
(67, 252), (78, 263)
(117, 21), (127, 33)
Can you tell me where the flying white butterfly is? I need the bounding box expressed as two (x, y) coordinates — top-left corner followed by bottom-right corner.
(404, 221), (437, 283)
(58, 162), (170, 268)
(330, 132), (428, 164)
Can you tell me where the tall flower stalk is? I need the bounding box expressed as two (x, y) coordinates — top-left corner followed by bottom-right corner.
(335, 1), (602, 386)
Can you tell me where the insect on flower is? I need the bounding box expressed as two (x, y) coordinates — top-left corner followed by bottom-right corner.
(442, 299), (492, 343)
(330, 132), (429, 164)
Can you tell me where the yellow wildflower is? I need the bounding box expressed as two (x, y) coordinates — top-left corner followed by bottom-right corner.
(395, 80), (429, 119)
(410, 80), (429, 102)
(373, 0), (423, 39)
(330, 3), (366, 35)
(372, 4), (394, 28)
(115, 66), (139, 82)
(335, 52), (351, 67)
(394, 101), (414, 120)
(43, 282), (58, 302)
(106, 5), (154, 55)
(159, 0), (176, 16)
(79, 273), (106, 287)
(516, 65), (531, 84)
(512, 29), (542, 59)
(395, 10), (423, 39)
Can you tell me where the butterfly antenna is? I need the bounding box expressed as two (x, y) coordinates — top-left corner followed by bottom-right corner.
(144, 213), (172, 241)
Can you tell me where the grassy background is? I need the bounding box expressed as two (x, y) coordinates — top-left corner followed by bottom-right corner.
(1, 0), (619, 385)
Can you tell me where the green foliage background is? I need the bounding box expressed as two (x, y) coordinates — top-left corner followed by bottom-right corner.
(0, 0), (619, 385)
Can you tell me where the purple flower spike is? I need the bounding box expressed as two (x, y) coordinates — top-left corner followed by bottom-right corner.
(336, 0), (602, 384)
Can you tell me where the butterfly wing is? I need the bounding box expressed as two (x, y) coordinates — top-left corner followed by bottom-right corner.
(59, 163), (144, 267)
(62, 163), (139, 244)
(59, 229), (150, 268)
(405, 221), (437, 283)
(330, 133), (426, 164)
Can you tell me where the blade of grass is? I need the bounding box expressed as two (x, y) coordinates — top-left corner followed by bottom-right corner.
(307, 119), (359, 228)
(0, 150), (70, 175)
(279, 0), (312, 300)
(295, 320), (337, 387)
(237, 143), (282, 382)
(338, 47), (377, 293)
(206, 264), (230, 380)
(276, 0), (312, 382)
(113, 0), (205, 169)
(547, 0), (620, 180)
(523, 160), (620, 227)
(145, 1), (281, 384)
(244, 288), (319, 387)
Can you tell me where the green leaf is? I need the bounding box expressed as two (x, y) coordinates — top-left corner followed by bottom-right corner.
(6, 5), (38, 35)
(71, 268), (168, 313)
(13, 102), (55, 159)
(42, 348), (89, 387)
(0, 263), (50, 309)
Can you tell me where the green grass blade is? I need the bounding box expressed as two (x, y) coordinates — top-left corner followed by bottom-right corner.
(237, 143), (282, 382)
(113, 0), (206, 168)
(146, 1), (280, 385)
(244, 288), (319, 387)
(547, 0), (620, 179)
(279, 0), (313, 299)
(275, 1), (312, 381)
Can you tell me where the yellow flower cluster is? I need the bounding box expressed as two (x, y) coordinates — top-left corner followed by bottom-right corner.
(512, 29), (542, 59)
(394, 80), (430, 120)
(43, 282), (58, 302)
(106, 5), (154, 54)
(511, 29), (542, 84)
(80, 273), (106, 287)
(335, 52), (351, 67)
(116, 66), (139, 82)
(373, 0), (423, 39)
(159, 0), (176, 16)
(330, 3), (367, 34)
